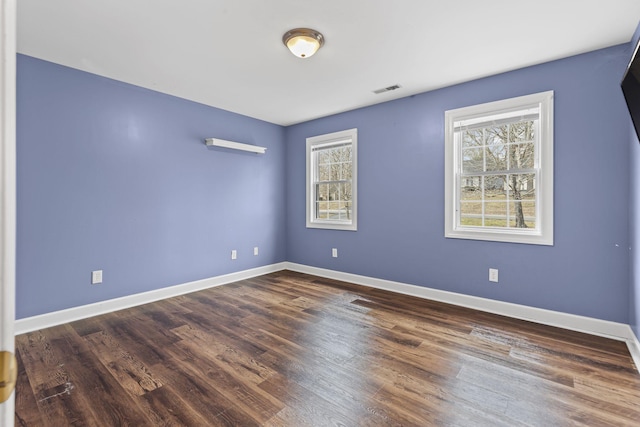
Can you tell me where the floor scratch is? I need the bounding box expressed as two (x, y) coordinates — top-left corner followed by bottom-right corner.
(39, 382), (74, 402)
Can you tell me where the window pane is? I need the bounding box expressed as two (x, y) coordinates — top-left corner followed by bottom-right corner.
(312, 145), (354, 223)
(340, 145), (352, 158)
(343, 146), (353, 161)
(462, 148), (483, 173)
(329, 183), (339, 201)
(340, 162), (351, 180)
(316, 202), (329, 219)
(318, 164), (330, 181)
(316, 183), (329, 202)
(508, 143), (534, 170)
(332, 203), (340, 219)
(507, 173), (536, 199)
(485, 125), (508, 145)
(336, 202), (346, 220)
(326, 163), (338, 181)
(326, 200), (336, 219)
(509, 201), (536, 228)
(318, 150), (330, 165)
(509, 120), (535, 142)
(343, 202), (352, 220)
(485, 176), (507, 200)
(330, 146), (350, 163)
(460, 201), (482, 226)
(339, 182), (352, 201)
(485, 144), (507, 171)
(462, 129), (484, 148)
(484, 202), (507, 227)
(460, 177), (482, 200)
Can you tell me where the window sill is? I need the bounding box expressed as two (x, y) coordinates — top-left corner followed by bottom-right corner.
(307, 220), (357, 231)
(445, 227), (553, 245)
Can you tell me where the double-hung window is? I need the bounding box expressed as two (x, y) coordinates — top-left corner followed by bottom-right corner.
(306, 128), (357, 231)
(445, 91), (553, 245)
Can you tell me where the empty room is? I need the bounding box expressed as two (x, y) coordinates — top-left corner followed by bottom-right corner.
(3, 1), (640, 425)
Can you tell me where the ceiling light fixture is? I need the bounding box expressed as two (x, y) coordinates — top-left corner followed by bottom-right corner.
(282, 28), (324, 59)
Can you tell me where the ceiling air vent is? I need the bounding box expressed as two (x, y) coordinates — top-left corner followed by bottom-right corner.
(373, 84), (401, 94)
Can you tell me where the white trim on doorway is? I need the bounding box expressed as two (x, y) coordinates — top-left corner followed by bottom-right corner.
(0, 0), (17, 424)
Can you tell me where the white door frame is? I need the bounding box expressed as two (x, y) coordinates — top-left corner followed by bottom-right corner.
(1, 0), (17, 425)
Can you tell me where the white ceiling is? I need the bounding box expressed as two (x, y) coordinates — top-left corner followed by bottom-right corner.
(17, 1), (640, 126)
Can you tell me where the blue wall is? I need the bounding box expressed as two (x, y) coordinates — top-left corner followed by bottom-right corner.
(16, 55), (287, 319)
(17, 42), (636, 325)
(286, 44), (632, 323)
(629, 22), (640, 341)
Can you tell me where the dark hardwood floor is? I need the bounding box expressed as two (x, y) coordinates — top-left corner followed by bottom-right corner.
(14, 270), (640, 426)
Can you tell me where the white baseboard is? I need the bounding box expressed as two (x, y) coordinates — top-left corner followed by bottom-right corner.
(15, 262), (288, 334)
(16, 260), (640, 372)
(285, 262), (635, 342)
(627, 327), (640, 372)
(286, 263), (640, 371)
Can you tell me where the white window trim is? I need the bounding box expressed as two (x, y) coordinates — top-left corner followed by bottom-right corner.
(306, 128), (358, 231)
(444, 91), (554, 245)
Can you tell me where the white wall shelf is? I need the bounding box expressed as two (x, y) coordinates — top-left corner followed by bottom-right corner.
(205, 138), (266, 154)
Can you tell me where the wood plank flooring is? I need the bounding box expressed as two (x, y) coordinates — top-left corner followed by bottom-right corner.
(14, 270), (640, 426)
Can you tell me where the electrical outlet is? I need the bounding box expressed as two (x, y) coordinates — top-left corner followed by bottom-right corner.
(91, 270), (103, 285)
(332, 248), (338, 258)
(489, 268), (499, 283)
(231, 250), (237, 260)
(254, 247), (259, 256)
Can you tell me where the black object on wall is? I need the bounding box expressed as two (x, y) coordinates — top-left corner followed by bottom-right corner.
(622, 36), (640, 142)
